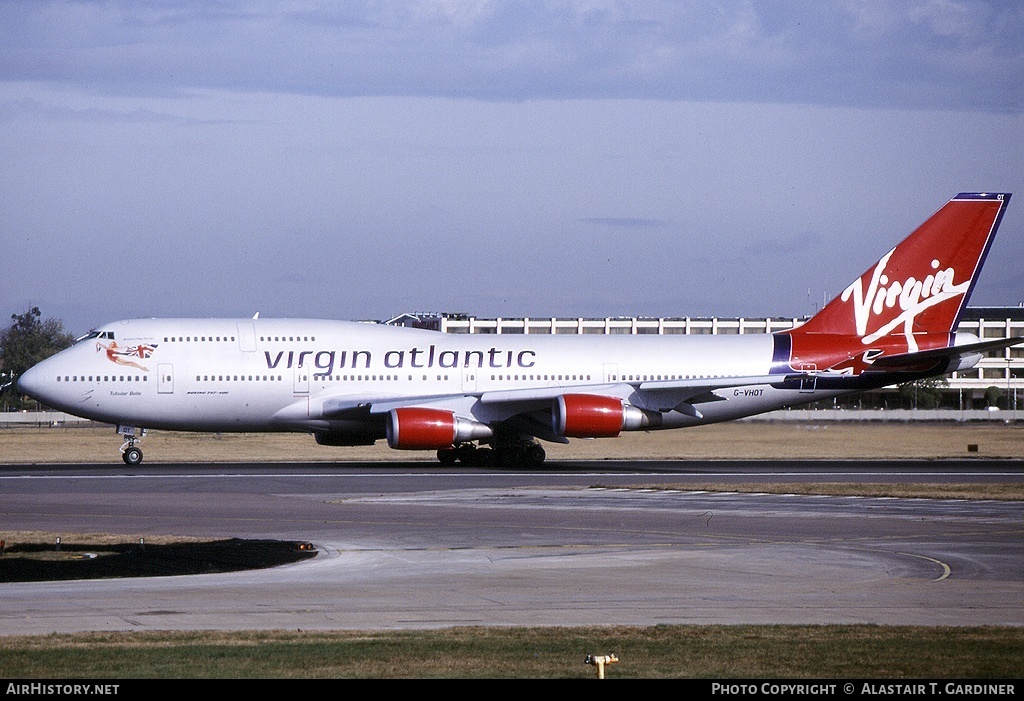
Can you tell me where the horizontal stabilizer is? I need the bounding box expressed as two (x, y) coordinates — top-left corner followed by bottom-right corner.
(869, 337), (1022, 370)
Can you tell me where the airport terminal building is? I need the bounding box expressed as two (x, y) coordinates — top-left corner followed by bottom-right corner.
(387, 306), (1024, 410)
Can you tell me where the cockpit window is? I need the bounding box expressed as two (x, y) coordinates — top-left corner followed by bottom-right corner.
(74, 330), (114, 344)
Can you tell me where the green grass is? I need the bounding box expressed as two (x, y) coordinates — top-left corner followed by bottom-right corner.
(1, 626), (1021, 678)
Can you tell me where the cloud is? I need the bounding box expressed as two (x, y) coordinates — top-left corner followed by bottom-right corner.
(0, 1), (1020, 111)
(0, 97), (185, 124)
(579, 216), (668, 229)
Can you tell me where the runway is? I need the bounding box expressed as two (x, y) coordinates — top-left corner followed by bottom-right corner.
(1, 460), (1022, 635)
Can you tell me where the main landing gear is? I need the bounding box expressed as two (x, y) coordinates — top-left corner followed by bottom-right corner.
(118, 426), (147, 465)
(437, 435), (546, 469)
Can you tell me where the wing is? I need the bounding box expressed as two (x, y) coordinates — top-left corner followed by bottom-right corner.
(316, 374), (792, 416)
(281, 373), (806, 444)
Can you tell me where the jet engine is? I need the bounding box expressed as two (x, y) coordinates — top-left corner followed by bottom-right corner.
(386, 407), (493, 450)
(552, 394), (647, 438)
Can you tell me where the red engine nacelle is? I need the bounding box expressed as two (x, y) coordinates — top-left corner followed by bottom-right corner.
(552, 394), (646, 438)
(386, 407), (492, 450)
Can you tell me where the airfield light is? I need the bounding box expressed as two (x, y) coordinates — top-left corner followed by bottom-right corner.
(585, 653), (619, 679)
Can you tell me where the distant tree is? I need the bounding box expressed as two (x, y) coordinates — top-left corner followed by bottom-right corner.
(0, 307), (75, 409)
(984, 385), (1004, 409)
(897, 377), (949, 410)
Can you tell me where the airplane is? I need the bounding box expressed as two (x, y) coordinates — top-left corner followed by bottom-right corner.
(17, 192), (1019, 467)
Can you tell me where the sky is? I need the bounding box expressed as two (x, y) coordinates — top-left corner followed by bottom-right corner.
(1, 0), (1022, 335)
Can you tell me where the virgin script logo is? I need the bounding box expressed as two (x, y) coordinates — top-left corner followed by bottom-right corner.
(840, 248), (969, 351)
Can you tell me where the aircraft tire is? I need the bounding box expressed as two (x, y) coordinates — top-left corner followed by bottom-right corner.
(122, 446), (144, 465)
(524, 443), (546, 467)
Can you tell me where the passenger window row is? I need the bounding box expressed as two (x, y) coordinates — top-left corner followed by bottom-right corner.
(492, 374), (593, 381)
(162, 335), (318, 343)
(58, 375), (146, 382)
(164, 336), (236, 342)
(315, 374), (450, 382)
(195, 375), (283, 382)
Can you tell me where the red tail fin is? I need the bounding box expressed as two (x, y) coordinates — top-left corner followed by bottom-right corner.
(793, 192), (1010, 352)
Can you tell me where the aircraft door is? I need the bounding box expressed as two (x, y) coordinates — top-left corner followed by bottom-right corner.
(294, 365), (309, 395)
(158, 364), (174, 394)
(604, 363), (618, 383)
(462, 369), (477, 393)
(237, 322), (257, 352)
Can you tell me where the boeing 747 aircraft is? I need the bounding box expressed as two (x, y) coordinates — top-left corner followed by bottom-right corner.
(17, 193), (1018, 466)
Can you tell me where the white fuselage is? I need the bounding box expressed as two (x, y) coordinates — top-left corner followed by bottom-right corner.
(19, 317), (816, 437)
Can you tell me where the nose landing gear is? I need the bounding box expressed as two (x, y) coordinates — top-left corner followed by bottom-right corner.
(118, 426), (147, 465)
(122, 444), (143, 465)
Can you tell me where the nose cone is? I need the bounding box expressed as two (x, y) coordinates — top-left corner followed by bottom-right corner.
(17, 361), (55, 406)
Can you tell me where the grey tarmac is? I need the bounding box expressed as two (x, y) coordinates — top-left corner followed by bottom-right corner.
(0, 460), (1021, 635)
